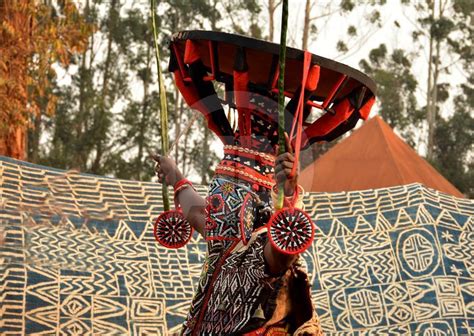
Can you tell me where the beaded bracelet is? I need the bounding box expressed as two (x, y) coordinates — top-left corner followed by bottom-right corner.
(173, 178), (195, 208)
(174, 178), (194, 192)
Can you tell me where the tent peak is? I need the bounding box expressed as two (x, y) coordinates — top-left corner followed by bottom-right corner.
(300, 116), (464, 198)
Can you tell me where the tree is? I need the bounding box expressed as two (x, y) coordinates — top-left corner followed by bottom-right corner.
(299, 0), (387, 168)
(112, 9), (157, 180)
(161, 0), (263, 184)
(430, 0), (473, 197)
(0, 0), (32, 160)
(432, 75), (473, 197)
(266, 0), (281, 42)
(334, 0), (386, 59)
(301, 0), (342, 50)
(0, 0), (91, 161)
(359, 44), (421, 145)
(42, 0), (129, 175)
(401, 0), (473, 160)
(40, 0), (264, 182)
(355, 0), (473, 195)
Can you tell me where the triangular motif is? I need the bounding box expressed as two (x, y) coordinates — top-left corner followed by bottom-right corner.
(412, 301), (439, 320)
(393, 208), (414, 229)
(424, 204), (443, 222)
(338, 217), (357, 234)
(26, 282), (58, 305)
(26, 305), (58, 330)
(114, 220), (138, 241)
(404, 206), (419, 223)
(93, 318), (129, 334)
(449, 211), (470, 228)
(436, 210), (462, 229)
(314, 218), (334, 237)
(464, 216), (474, 231)
(94, 297), (126, 320)
(328, 218), (353, 237)
(165, 300), (192, 318)
(354, 215), (374, 234)
(375, 212), (393, 231)
(415, 205), (434, 224)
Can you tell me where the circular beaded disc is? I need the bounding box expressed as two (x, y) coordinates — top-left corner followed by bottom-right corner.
(154, 210), (193, 249)
(267, 208), (315, 255)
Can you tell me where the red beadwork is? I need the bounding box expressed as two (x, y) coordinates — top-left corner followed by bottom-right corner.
(174, 178), (193, 191)
(208, 194), (224, 212)
(267, 207), (315, 255)
(154, 210), (194, 249)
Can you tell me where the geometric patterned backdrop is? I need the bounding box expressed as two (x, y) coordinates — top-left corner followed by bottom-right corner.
(0, 156), (472, 335)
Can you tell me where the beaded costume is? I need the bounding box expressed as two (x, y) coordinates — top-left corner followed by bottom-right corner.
(182, 151), (321, 335)
(175, 74), (321, 335)
(156, 30), (376, 335)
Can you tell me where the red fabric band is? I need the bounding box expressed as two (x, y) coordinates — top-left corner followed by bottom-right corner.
(173, 178), (194, 209)
(174, 178), (193, 191)
(289, 51), (312, 178)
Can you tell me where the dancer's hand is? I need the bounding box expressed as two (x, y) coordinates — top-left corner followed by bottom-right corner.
(151, 154), (184, 186)
(275, 133), (299, 197)
(151, 153), (206, 237)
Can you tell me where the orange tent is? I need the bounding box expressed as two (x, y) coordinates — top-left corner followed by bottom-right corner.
(300, 116), (464, 198)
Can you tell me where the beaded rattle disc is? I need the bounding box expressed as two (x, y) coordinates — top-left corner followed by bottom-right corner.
(267, 207), (314, 255)
(154, 210), (194, 249)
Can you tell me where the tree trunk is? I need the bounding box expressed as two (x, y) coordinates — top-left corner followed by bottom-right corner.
(72, 47), (88, 169)
(91, 0), (117, 173)
(72, 0), (91, 170)
(27, 112), (41, 163)
(428, 0), (446, 162)
(268, 0), (275, 41)
(136, 43), (152, 180)
(429, 40), (441, 161)
(425, 0), (435, 160)
(302, 0), (311, 49)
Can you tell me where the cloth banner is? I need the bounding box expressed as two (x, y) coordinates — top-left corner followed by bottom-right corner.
(0, 156), (472, 335)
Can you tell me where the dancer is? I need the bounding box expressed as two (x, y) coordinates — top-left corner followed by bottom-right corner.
(150, 5), (375, 334)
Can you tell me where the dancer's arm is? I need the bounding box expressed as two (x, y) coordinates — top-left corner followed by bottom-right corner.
(153, 155), (206, 237)
(264, 134), (300, 275)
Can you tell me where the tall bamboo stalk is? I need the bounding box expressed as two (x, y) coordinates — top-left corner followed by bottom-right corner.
(151, 0), (170, 211)
(277, 0), (288, 209)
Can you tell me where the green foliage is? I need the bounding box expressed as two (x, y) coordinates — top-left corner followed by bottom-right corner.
(406, 0), (472, 195)
(360, 44), (420, 145)
(430, 17), (454, 41)
(340, 0), (355, 12)
(432, 77), (474, 197)
(40, 0), (131, 175)
(336, 41), (348, 53)
(368, 9), (381, 25)
(37, 0), (263, 183)
(347, 25), (357, 37)
(335, 0), (387, 60)
(31, 0), (472, 197)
